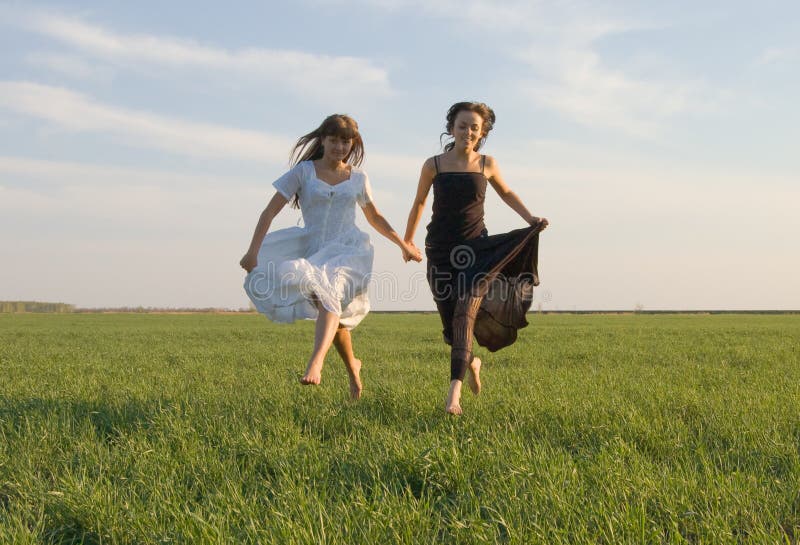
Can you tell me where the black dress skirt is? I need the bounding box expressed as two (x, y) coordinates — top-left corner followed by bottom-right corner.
(425, 156), (543, 381)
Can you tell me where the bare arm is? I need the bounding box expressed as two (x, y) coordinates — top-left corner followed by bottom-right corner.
(403, 158), (436, 242)
(240, 191), (289, 272)
(484, 156), (548, 228)
(362, 203), (422, 262)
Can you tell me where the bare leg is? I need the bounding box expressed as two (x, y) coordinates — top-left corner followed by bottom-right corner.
(446, 356), (480, 414)
(467, 356), (482, 395)
(445, 380), (463, 415)
(332, 327), (363, 399)
(300, 302), (339, 385)
(447, 295), (482, 414)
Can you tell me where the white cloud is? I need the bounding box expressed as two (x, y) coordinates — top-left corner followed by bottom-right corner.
(0, 155), (267, 225)
(16, 11), (393, 100)
(757, 46), (799, 65)
(332, 0), (550, 30)
(0, 84), (424, 199)
(24, 51), (111, 81)
(517, 44), (702, 137)
(0, 81), (293, 163)
(332, 0), (716, 136)
(506, 10), (717, 137)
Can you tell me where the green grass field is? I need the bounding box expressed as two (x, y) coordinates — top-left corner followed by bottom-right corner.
(1, 313), (799, 544)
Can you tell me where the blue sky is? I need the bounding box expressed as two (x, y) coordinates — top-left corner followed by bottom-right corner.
(1, 0), (798, 310)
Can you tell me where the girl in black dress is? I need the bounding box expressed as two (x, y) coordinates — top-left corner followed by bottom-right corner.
(403, 102), (549, 414)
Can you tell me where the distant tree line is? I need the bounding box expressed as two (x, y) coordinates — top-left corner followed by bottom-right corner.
(0, 301), (76, 313)
(0, 302), (258, 313)
(72, 307), (254, 313)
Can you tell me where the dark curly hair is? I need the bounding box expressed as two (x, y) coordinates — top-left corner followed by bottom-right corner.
(287, 114), (364, 208)
(440, 101), (496, 152)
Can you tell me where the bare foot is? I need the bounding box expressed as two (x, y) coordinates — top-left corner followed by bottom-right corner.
(445, 380), (463, 415)
(348, 358), (363, 400)
(467, 356), (482, 395)
(300, 362), (323, 385)
(299, 374), (321, 385)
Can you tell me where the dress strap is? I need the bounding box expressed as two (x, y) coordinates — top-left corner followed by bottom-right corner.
(433, 155), (440, 174)
(480, 154), (486, 174)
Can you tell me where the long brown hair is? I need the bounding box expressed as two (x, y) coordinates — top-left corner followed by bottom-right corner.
(440, 101), (496, 152)
(287, 114), (364, 208)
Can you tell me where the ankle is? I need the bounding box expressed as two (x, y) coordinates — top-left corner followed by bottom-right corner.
(448, 379), (462, 396)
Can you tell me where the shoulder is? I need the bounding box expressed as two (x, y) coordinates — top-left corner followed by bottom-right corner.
(421, 156), (438, 174)
(482, 154), (498, 168)
(287, 160), (311, 176)
(482, 155), (501, 177)
(350, 164), (368, 180)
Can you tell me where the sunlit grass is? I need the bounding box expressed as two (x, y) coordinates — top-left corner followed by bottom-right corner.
(1, 313), (799, 543)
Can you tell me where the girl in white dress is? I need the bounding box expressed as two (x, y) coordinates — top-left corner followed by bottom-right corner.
(240, 114), (421, 398)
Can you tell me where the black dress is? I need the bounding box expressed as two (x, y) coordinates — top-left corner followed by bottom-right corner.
(425, 155), (543, 382)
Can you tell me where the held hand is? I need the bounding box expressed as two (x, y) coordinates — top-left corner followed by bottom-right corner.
(239, 252), (257, 273)
(401, 244), (413, 262)
(410, 241), (423, 262)
(402, 241), (422, 263)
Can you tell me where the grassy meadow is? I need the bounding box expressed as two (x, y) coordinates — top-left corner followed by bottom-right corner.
(1, 312), (799, 544)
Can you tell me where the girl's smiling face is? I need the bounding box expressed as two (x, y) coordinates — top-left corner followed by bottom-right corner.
(321, 134), (354, 163)
(452, 110), (484, 152)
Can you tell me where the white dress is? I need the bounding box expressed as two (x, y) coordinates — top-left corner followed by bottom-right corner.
(244, 160), (374, 329)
